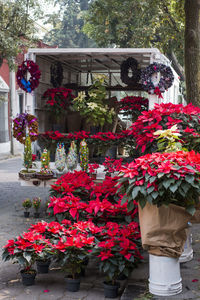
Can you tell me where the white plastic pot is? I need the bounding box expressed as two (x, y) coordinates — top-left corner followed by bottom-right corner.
(149, 254), (182, 296)
(179, 224), (193, 263)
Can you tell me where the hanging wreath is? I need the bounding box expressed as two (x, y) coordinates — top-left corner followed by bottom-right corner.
(16, 60), (41, 93)
(120, 57), (140, 86)
(13, 113), (38, 144)
(141, 63), (174, 98)
(50, 61), (63, 87)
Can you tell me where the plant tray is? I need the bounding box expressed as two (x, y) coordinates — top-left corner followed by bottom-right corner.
(35, 173), (54, 180)
(19, 170), (36, 180)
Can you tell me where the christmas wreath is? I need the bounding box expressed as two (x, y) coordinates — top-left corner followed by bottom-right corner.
(141, 63), (174, 97)
(16, 60), (41, 93)
(120, 57), (140, 86)
(13, 113), (38, 144)
(50, 61), (63, 87)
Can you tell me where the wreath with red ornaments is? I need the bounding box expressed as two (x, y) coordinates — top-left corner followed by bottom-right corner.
(141, 63), (174, 98)
(16, 60), (41, 93)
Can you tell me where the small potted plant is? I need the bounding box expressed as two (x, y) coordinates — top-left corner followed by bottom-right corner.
(93, 230), (142, 298)
(22, 198), (32, 218)
(2, 231), (48, 286)
(54, 232), (94, 292)
(36, 148), (54, 180)
(32, 197), (41, 218)
(19, 135), (37, 180)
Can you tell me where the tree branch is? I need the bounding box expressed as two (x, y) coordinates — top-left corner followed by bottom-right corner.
(162, 4), (180, 33)
(167, 50), (185, 81)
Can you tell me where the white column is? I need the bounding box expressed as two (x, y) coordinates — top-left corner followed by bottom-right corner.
(148, 94), (159, 110)
(10, 69), (19, 155)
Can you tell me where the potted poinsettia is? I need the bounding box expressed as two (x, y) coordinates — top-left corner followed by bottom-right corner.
(2, 231), (51, 286)
(129, 102), (200, 155)
(119, 150), (200, 253)
(53, 231), (95, 292)
(93, 224), (142, 298)
(88, 163), (99, 179)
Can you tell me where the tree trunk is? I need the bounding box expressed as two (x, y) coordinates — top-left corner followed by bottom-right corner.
(184, 0), (200, 106)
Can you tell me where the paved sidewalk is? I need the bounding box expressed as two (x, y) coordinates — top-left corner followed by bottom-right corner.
(0, 158), (200, 299)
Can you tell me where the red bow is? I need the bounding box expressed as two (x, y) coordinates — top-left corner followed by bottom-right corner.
(154, 87), (163, 99)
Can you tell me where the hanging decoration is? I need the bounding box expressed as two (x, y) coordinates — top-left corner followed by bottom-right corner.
(50, 61), (63, 88)
(79, 139), (89, 172)
(120, 57), (140, 86)
(55, 143), (66, 173)
(66, 141), (78, 171)
(141, 63), (174, 98)
(16, 60), (41, 93)
(13, 113), (38, 144)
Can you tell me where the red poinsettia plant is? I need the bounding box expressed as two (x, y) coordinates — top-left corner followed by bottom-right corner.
(118, 150), (200, 215)
(88, 163), (99, 174)
(93, 221), (142, 285)
(50, 170), (94, 200)
(118, 96), (148, 117)
(53, 229), (95, 279)
(48, 193), (88, 222)
(103, 157), (123, 175)
(129, 102), (200, 154)
(42, 87), (74, 119)
(2, 231), (53, 274)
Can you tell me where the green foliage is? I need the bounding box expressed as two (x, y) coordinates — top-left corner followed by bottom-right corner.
(43, 0), (95, 47)
(73, 74), (115, 127)
(41, 148), (50, 169)
(24, 135), (32, 171)
(0, 0), (45, 69)
(83, 0), (184, 65)
(22, 198), (32, 210)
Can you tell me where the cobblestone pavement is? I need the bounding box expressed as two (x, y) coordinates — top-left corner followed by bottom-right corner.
(1, 158), (200, 299)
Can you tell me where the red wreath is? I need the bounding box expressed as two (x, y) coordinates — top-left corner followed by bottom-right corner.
(16, 60), (41, 93)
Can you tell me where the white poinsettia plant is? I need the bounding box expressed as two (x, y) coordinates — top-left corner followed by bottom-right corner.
(72, 74), (115, 127)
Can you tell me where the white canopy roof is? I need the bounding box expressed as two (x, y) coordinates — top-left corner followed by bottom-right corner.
(27, 48), (171, 74)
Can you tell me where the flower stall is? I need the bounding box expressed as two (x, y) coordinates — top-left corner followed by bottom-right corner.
(9, 48), (190, 298)
(19, 48), (179, 161)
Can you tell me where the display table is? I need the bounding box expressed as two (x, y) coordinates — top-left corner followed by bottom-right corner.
(18, 163), (107, 187)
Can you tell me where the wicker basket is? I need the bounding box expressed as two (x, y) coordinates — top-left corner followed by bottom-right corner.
(35, 172), (54, 180)
(19, 170), (37, 180)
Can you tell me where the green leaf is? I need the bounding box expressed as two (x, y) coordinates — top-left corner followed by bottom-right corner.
(186, 206), (196, 216)
(151, 191), (159, 200)
(127, 201), (134, 212)
(131, 186), (140, 199)
(121, 195), (128, 205)
(181, 182), (190, 194)
(139, 198), (147, 208)
(169, 184), (178, 193)
(146, 195), (153, 204)
(23, 252), (32, 263)
(163, 178), (175, 190)
(119, 264), (125, 272)
(147, 185), (154, 193)
(185, 175), (194, 184)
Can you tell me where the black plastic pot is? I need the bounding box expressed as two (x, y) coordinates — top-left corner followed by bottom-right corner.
(66, 277), (81, 292)
(117, 273), (128, 280)
(20, 270), (36, 286)
(103, 281), (119, 298)
(36, 260), (51, 273)
(34, 212), (40, 218)
(24, 211), (30, 218)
